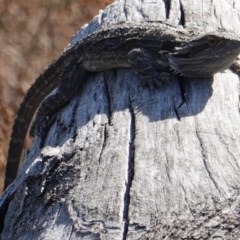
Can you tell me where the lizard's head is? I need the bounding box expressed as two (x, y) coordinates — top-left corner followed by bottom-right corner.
(169, 32), (240, 77)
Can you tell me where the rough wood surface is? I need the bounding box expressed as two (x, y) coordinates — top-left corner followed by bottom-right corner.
(1, 0), (240, 239)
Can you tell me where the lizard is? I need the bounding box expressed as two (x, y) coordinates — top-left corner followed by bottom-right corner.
(3, 21), (240, 190)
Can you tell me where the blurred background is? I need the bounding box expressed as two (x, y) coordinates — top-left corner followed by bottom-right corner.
(0, 0), (113, 192)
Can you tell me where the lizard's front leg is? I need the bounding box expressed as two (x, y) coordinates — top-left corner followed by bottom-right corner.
(30, 63), (88, 137)
(127, 48), (171, 88)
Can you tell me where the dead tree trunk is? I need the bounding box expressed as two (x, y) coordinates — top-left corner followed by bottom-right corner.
(1, 0), (240, 239)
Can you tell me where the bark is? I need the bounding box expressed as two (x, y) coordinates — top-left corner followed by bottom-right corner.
(1, 0), (240, 239)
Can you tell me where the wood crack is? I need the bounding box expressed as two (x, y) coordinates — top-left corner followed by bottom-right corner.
(195, 130), (222, 195)
(121, 99), (136, 240)
(179, 0), (185, 26)
(103, 75), (112, 125)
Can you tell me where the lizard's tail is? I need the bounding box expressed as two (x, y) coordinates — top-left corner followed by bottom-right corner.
(4, 58), (63, 190)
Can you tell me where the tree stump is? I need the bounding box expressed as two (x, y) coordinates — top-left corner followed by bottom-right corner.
(1, 0), (240, 239)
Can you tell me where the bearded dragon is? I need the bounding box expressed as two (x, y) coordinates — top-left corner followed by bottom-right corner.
(4, 22), (240, 189)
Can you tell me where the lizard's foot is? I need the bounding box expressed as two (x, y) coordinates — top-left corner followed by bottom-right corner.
(30, 114), (56, 137)
(127, 48), (170, 89)
(139, 72), (170, 89)
(230, 56), (240, 74)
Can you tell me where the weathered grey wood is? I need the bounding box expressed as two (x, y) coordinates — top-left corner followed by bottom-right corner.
(1, 0), (240, 239)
